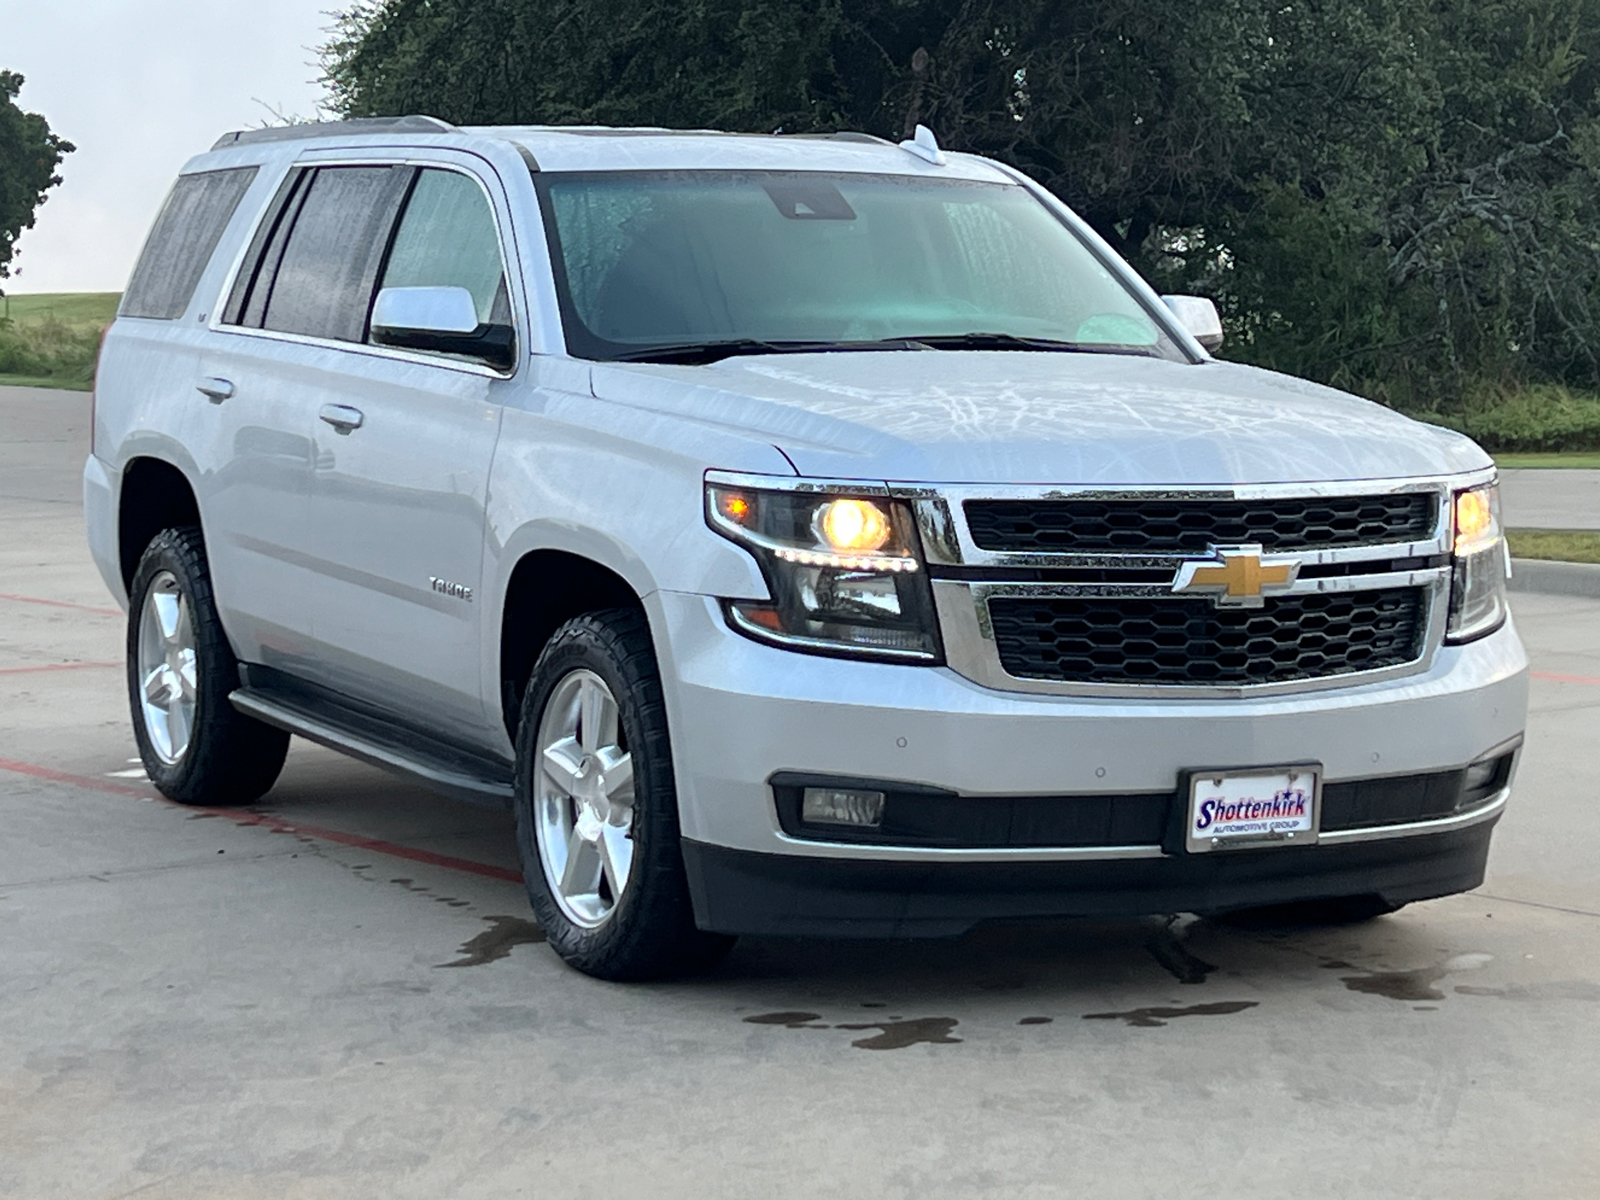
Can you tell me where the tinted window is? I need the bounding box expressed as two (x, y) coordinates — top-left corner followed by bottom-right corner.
(121, 167), (258, 320)
(223, 168), (311, 328)
(260, 165), (412, 343)
(540, 171), (1179, 360)
(378, 169), (510, 326)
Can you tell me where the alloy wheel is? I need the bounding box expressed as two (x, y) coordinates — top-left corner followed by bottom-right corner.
(136, 570), (198, 765)
(533, 669), (636, 928)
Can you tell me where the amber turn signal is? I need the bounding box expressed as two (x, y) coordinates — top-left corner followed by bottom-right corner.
(1453, 487), (1497, 553)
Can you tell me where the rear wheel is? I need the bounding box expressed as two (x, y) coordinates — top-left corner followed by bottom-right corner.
(513, 608), (734, 980)
(127, 527), (289, 805)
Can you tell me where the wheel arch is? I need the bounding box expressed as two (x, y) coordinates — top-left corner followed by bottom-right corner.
(118, 456), (203, 589)
(497, 546), (652, 739)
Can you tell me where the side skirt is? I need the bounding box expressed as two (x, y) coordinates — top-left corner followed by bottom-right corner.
(230, 669), (514, 808)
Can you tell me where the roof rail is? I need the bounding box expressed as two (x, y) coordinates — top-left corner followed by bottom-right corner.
(210, 115), (457, 152)
(782, 131), (896, 146)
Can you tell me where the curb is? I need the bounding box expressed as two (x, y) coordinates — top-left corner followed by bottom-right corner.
(1508, 558), (1600, 598)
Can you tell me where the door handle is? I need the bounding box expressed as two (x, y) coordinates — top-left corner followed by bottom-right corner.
(319, 404), (365, 435)
(196, 377), (235, 404)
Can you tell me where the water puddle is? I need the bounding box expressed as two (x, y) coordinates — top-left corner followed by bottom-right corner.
(743, 1011), (961, 1049)
(1083, 1000), (1259, 1028)
(1340, 952), (1492, 1002)
(833, 1018), (962, 1050)
(390, 877), (473, 907)
(744, 1011), (828, 1028)
(437, 915), (547, 967)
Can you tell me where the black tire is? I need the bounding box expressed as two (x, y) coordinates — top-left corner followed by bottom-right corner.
(1210, 895), (1407, 928)
(127, 526), (289, 805)
(513, 608), (735, 981)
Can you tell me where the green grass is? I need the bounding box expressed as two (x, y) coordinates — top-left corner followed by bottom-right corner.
(1, 291), (121, 326)
(0, 291), (120, 392)
(1493, 452), (1600, 468)
(1506, 528), (1600, 564)
(0, 374), (92, 391)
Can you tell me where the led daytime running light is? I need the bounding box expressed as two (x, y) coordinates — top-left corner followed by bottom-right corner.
(773, 547), (919, 571)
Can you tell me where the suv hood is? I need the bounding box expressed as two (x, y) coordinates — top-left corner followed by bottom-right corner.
(588, 352), (1490, 485)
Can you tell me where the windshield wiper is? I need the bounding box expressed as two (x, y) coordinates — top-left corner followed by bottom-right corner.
(610, 331), (1156, 364)
(612, 337), (925, 365)
(898, 332), (1154, 355)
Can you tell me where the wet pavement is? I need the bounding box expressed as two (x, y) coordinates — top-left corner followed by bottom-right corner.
(3, 386), (1598, 1198)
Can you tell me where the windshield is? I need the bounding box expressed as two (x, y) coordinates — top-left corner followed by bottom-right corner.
(536, 170), (1186, 363)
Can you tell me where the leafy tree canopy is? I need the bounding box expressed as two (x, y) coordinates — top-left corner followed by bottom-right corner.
(324, 1), (1600, 409)
(0, 71), (73, 282)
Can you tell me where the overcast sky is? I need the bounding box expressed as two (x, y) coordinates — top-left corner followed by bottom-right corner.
(3, 0), (334, 294)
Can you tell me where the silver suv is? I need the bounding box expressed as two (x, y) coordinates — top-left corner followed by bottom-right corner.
(86, 117), (1528, 979)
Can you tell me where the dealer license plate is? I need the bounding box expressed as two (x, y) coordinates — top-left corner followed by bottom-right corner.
(1186, 766), (1320, 853)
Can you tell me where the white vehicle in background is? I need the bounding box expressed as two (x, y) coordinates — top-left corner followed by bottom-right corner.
(86, 117), (1526, 979)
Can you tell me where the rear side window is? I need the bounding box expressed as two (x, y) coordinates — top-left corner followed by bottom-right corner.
(120, 167), (258, 320)
(257, 166), (413, 343)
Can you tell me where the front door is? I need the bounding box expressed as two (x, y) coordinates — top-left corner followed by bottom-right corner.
(297, 164), (518, 751)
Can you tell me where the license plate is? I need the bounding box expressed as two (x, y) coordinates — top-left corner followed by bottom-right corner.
(1186, 765), (1320, 853)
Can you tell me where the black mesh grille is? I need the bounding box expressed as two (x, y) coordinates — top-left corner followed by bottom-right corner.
(988, 589), (1426, 685)
(965, 494), (1437, 554)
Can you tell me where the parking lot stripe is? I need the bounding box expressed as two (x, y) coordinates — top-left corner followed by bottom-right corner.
(0, 592), (121, 617)
(1529, 670), (1600, 686)
(0, 757), (523, 883)
(0, 661), (120, 675)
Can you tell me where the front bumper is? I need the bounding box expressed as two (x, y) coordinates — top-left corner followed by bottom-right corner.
(682, 815), (1499, 937)
(649, 590), (1526, 931)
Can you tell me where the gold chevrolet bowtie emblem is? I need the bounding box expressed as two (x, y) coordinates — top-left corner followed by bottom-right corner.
(1172, 545), (1301, 608)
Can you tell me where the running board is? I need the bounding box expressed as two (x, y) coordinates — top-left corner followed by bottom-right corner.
(230, 687), (514, 808)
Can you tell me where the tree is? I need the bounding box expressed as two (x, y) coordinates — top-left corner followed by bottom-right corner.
(0, 71), (73, 282)
(322, 1), (1600, 408)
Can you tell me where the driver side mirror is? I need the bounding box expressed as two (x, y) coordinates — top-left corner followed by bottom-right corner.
(370, 286), (516, 372)
(1161, 295), (1224, 351)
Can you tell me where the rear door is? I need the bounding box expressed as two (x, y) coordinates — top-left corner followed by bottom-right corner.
(203, 162), (414, 675)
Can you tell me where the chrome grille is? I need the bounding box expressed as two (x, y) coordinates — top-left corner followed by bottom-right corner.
(986, 588), (1427, 686)
(964, 493), (1437, 554)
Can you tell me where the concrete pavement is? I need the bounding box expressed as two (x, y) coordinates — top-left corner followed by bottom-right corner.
(2, 385), (1598, 1199)
(1499, 468), (1600, 529)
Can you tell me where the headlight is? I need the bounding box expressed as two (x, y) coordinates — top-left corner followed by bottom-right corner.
(1445, 482), (1508, 644)
(706, 480), (942, 662)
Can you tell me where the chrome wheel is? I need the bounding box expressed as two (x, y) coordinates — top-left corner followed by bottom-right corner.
(136, 569), (198, 765)
(533, 669), (636, 929)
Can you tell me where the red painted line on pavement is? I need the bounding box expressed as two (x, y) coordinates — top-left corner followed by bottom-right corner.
(0, 592), (121, 617)
(0, 757), (151, 798)
(0, 757), (523, 883)
(1530, 670), (1600, 686)
(0, 660), (120, 676)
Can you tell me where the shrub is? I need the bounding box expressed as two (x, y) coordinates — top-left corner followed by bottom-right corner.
(0, 314), (101, 385)
(1416, 383), (1600, 452)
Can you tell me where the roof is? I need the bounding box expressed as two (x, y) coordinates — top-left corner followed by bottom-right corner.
(202, 117), (1017, 183)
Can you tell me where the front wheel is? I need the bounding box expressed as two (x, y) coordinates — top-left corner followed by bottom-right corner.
(513, 608), (734, 980)
(127, 527), (289, 805)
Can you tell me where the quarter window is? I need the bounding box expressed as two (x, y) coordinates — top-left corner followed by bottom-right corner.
(121, 167), (258, 320)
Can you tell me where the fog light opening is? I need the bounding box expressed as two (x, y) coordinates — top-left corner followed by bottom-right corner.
(801, 787), (886, 828)
(1463, 760), (1499, 794)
